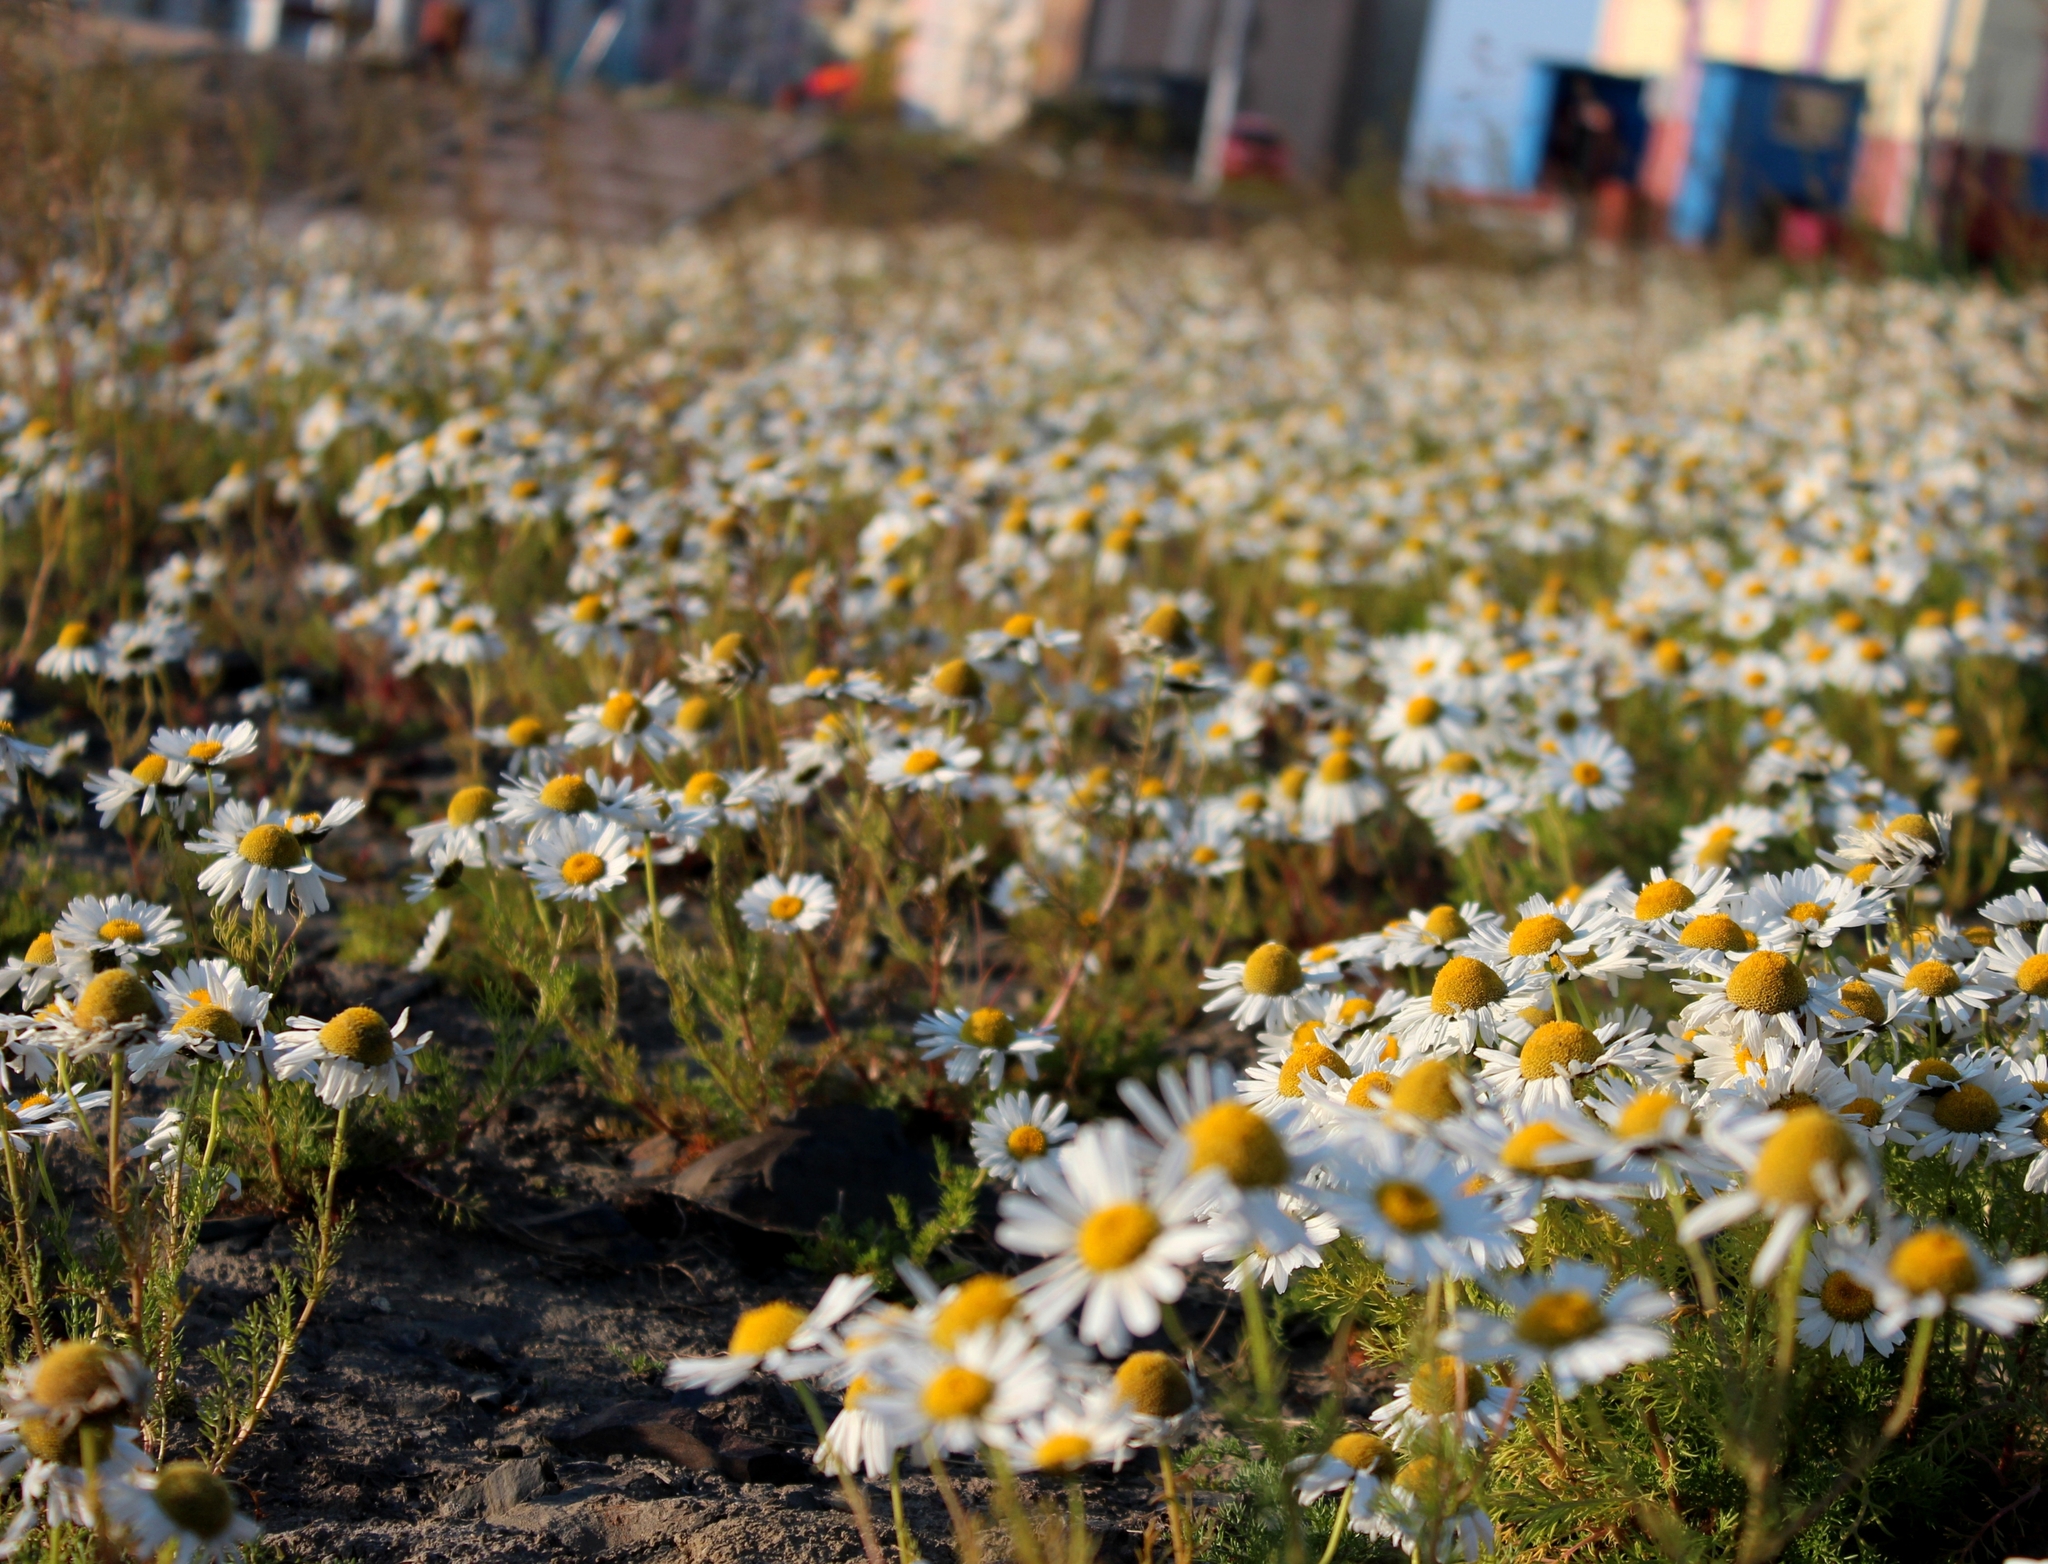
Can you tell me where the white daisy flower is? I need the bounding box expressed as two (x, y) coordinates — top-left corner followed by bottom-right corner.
(149, 721), (259, 773)
(0, 934), (63, 1010)
(0, 1089), (106, 1155)
(2011, 828), (2048, 875)
(1865, 948), (2000, 1039)
(1367, 1355), (1515, 1448)
(523, 816), (636, 902)
(1387, 955), (1531, 1054)
(1535, 728), (1633, 812)
(1607, 863), (1734, 933)
(1675, 803), (1782, 870)
(666, 1274), (874, 1395)
(737, 873), (837, 935)
(1442, 1260), (1673, 1397)
(1301, 748), (1386, 834)
(133, 958), (272, 1083)
(1744, 864), (1890, 949)
(1463, 894), (1642, 991)
(1354, 1456), (1495, 1562)
(1317, 1127), (1508, 1283)
(87, 753), (191, 828)
(1795, 1228), (1904, 1365)
(1474, 1012), (1651, 1113)
(863, 1318), (1056, 1457)
(668, 767), (779, 832)
(564, 680), (684, 765)
(1680, 1105), (1874, 1282)
(867, 729), (981, 794)
(1378, 902), (1505, 972)
(186, 800), (345, 916)
(970, 1091), (1075, 1189)
(1981, 923), (2048, 1033)
(34, 621), (102, 681)
(479, 715), (571, 779)
(1001, 1384), (1137, 1475)
(271, 1006), (430, 1107)
(1370, 687), (1478, 770)
(1199, 941), (1335, 1031)
(914, 1006), (1058, 1090)
(1288, 1428), (1396, 1508)
(1865, 1223), (2047, 1336)
(1895, 1052), (2035, 1167)
(494, 769), (662, 834)
(99, 1461), (261, 1564)
(995, 1120), (1219, 1356)
(51, 894), (183, 970)
(405, 784), (502, 866)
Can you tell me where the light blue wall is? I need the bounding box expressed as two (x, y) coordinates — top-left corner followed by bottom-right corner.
(1402, 0), (1604, 190)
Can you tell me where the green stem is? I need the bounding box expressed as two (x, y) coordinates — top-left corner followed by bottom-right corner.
(1883, 1316), (1937, 1438)
(791, 1381), (887, 1564)
(1314, 1482), (1353, 1564)
(892, 1454), (921, 1563)
(1158, 1442), (1191, 1564)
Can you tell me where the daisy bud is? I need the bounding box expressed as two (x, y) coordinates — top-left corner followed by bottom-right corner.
(1114, 1352), (1192, 1418)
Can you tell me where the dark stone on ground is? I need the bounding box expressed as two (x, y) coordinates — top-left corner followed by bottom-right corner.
(664, 1105), (938, 1235)
(548, 1400), (814, 1485)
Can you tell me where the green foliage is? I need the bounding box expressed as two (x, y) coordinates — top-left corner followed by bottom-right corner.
(795, 1141), (987, 1291)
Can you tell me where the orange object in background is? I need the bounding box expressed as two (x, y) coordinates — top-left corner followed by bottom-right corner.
(1778, 207), (1832, 262)
(1590, 177), (1633, 244)
(804, 62), (861, 107)
(1222, 114), (1290, 184)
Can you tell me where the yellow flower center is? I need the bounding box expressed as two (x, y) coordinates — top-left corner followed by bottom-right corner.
(96, 919), (145, 944)
(932, 1275), (1017, 1347)
(1842, 1095), (1882, 1127)
(1139, 603), (1191, 648)
(539, 775), (599, 814)
(23, 934), (54, 966)
(1185, 1102), (1289, 1189)
(1328, 1432), (1394, 1475)
(1905, 959), (1960, 998)
(150, 1462), (236, 1539)
(1931, 1082), (2001, 1134)
(728, 1301), (807, 1356)
(900, 749), (943, 777)
(1374, 1180), (1441, 1234)
(1317, 751), (1361, 784)
(1635, 880), (1695, 920)
(1245, 658), (1279, 688)
(1836, 979), (1886, 1025)
(1785, 901), (1830, 925)
(1750, 1108), (1859, 1207)
(1191, 845), (1220, 865)
(506, 716), (548, 747)
(1422, 904), (1469, 942)
(174, 1005), (242, 1046)
(1570, 760), (1605, 787)
(1508, 914), (1573, 956)
(1407, 1357), (1488, 1416)
(509, 478), (541, 499)
(1006, 1124), (1048, 1161)
(559, 852), (608, 887)
(1516, 1290), (1604, 1348)
(1888, 1228), (1978, 1297)
(1680, 913), (1749, 951)
(237, 824), (303, 869)
(960, 1009), (1016, 1049)
(73, 970), (156, 1032)
(600, 692), (646, 733)
(1519, 1020), (1598, 1080)
(55, 622), (93, 649)
(1431, 956), (1507, 1014)
(130, 754), (170, 786)
(1076, 1202), (1161, 1272)
(921, 1366), (994, 1420)
(676, 697), (718, 734)
(1819, 1270), (1875, 1322)
(1035, 1433), (1094, 1471)
(1404, 694), (1441, 727)
(1346, 1070), (1395, 1108)
(1726, 951), (1808, 1013)
(1617, 1089), (1691, 1139)
(1114, 1351), (1192, 1416)
(1240, 942), (1304, 997)
(1887, 813), (1940, 850)
(930, 659), (983, 701)
(2014, 954), (2048, 998)
(447, 785), (496, 826)
(683, 771), (729, 805)
(1278, 1043), (1350, 1097)
(571, 594), (607, 624)
(1389, 1059), (1461, 1120)
(318, 1007), (394, 1065)
(767, 895), (807, 922)
(1500, 1121), (1591, 1178)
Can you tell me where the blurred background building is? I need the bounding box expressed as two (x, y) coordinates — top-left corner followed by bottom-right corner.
(76, 0), (2048, 257)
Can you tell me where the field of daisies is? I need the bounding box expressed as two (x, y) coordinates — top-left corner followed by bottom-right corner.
(0, 206), (2046, 1564)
